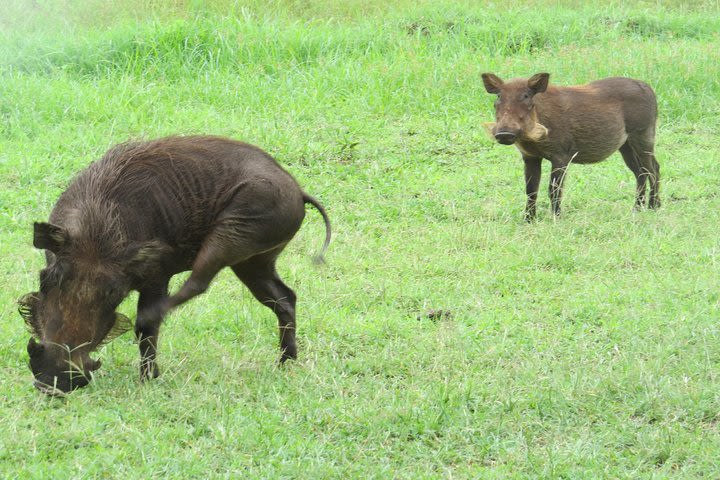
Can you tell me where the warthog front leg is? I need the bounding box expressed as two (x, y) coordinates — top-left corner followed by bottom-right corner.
(138, 210), (301, 370)
(135, 282), (168, 380)
(523, 156), (542, 221)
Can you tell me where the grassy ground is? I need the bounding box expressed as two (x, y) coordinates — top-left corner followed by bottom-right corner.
(1, 0), (720, 477)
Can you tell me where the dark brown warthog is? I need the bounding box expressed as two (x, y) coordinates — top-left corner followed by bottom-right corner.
(19, 136), (331, 395)
(482, 72), (660, 220)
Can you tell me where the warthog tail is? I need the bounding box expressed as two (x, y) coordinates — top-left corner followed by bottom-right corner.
(303, 194), (332, 264)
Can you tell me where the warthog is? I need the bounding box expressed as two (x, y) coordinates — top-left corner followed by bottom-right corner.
(482, 72), (660, 220)
(19, 136), (331, 395)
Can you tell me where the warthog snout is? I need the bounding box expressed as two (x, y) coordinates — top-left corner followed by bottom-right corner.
(494, 131), (518, 145)
(33, 376), (89, 396)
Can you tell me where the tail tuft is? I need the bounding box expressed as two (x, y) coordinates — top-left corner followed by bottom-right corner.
(303, 193), (331, 263)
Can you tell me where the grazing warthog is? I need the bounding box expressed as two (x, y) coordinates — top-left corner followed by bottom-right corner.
(19, 136), (331, 395)
(482, 72), (660, 220)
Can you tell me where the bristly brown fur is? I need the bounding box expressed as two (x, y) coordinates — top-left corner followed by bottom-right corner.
(25, 135), (331, 393)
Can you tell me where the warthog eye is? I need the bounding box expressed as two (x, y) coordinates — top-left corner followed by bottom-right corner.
(40, 264), (67, 293)
(103, 280), (127, 303)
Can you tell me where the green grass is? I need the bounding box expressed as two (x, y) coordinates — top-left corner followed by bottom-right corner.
(2, 0), (720, 477)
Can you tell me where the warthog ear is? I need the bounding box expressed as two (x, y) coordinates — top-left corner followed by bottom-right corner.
(528, 73), (550, 94)
(123, 240), (172, 279)
(482, 73), (504, 94)
(18, 292), (42, 339)
(33, 222), (69, 253)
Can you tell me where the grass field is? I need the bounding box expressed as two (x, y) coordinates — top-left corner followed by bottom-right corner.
(1, 0), (720, 477)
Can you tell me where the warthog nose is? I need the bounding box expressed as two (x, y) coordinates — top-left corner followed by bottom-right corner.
(494, 131), (517, 145)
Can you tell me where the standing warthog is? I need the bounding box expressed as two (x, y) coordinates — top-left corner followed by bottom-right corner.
(19, 135), (331, 395)
(482, 72), (660, 220)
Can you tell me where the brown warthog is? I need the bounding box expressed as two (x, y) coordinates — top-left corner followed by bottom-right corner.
(482, 72), (660, 220)
(19, 136), (331, 395)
